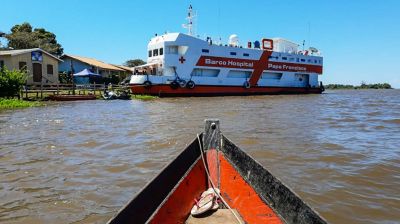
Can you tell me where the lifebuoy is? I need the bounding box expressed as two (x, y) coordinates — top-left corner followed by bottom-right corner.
(243, 81), (251, 89)
(143, 81), (152, 89)
(170, 81), (179, 89)
(186, 80), (195, 89)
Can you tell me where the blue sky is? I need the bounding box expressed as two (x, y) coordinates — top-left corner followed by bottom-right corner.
(1, 0), (399, 87)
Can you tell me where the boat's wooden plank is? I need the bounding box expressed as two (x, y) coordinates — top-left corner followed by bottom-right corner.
(221, 135), (327, 224)
(204, 120), (221, 188)
(186, 209), (244, 224)
(219, 152), (283, 224)
(149, 158), (207, 223)
(203, 119), (221, 151)
(107, 136), (203, 224)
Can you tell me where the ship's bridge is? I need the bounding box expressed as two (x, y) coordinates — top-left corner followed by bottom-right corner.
(133, 33), (184, 76)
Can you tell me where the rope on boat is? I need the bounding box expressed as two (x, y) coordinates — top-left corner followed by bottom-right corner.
(197, 134), (242, 224)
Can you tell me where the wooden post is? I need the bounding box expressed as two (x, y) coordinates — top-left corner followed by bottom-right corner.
(57, 83), (59, 95)
(203, 119), (221, 151)
(94, 82), (96, 96)
(40, 83), (43, 99)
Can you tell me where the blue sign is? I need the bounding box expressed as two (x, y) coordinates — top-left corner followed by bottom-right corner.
(31, 51), (43, 62)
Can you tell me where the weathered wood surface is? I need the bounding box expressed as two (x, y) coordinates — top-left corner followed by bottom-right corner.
(203, 119), (221, 151)
(221, 135), (327, 224)
(186, 209), (244, 224)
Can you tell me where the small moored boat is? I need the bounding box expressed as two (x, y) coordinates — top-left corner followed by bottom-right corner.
(108, 120), (327, 224)
(48, 94), (96, 101)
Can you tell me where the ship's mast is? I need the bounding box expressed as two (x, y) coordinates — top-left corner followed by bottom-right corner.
(183, 5), (196, 36)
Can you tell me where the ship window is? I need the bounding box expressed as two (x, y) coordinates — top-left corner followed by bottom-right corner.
(227, 70), (251, 78)
(153, 49), (159, 57)
(243, 53), (249, 57)
(296, 58), (300, 62)
(202, 49), (209, 53)
(160, 48), (164, 55)
(301, 59), (305, 62)
(148, 50), (152, 57)
(289, 58), (294, 61)
(230, 52), (237, 56)
(307, 59), (312, 63)
(319, 60), (322, 63)
(261, 72), (283, 80)
(282, 57), (287, 60)
(167, 46), (178, 54)
(191, 68), (219, 77)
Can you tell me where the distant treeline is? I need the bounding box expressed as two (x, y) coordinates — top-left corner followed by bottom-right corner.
(325, 83), (392, 89)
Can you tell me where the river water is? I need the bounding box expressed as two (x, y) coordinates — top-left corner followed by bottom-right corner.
(0, 89), (399, 224)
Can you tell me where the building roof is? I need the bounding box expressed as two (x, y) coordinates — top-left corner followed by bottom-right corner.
(62, 54), (124, 71)
(112, 64), (134, 72)
(0, 48), (63, 61)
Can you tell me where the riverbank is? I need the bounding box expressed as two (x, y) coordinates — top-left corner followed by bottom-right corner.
(325, 83), (392, 90)
(0, 98), (44, 110)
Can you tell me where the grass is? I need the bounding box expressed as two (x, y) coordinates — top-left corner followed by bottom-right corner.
(131, 94), (158, 101)
(0, 98), (44, 110)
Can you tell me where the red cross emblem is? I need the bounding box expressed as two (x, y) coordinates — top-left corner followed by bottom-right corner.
(179, 56), (186, 64)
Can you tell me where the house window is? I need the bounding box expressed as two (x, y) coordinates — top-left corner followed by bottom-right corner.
(202, 49), (209, 53)
(160, 48), (164, 55)
(243, 53), (249, 57)
(153, 49), (159, 56)
(230, 52), (237, 56)
(148, 50), (152, 57)
(0, 60), (4, 69)
(19, 61), (27, 71)
(47, 64), (54, 75)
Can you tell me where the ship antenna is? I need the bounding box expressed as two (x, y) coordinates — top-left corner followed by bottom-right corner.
(183, 4), (196, 36)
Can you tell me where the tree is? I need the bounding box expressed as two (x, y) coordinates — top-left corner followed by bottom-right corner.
(0, 31), (7, 49)
(123, 59), (145, 67)
(5, 22), (63, 56)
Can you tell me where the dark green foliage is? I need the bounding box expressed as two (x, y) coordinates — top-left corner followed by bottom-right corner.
(5, 22), (63, 56)
(0, 67), (27, 97)
(103, 75), (120, 84)
(123, 59), (145, 67)
(325, 83), (392, 89)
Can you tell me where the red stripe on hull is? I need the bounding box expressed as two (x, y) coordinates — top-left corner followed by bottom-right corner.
(249, 50), (273, 86)
(130, 84), (323, 97)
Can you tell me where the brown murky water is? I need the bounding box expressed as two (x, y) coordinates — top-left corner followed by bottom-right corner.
(1, 89), (399, 224)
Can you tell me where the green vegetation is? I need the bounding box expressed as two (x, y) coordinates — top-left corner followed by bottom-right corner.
(0, 99), (43, 110)
(325, 83), (392, 90)
(131, 94), (158, 100)
(3, 22), (63, 56)
(124, 59), (146, 67)
(0, 67), (26, 98)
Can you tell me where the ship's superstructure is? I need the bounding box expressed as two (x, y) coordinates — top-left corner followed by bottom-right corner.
(130, 6), (324, 96)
